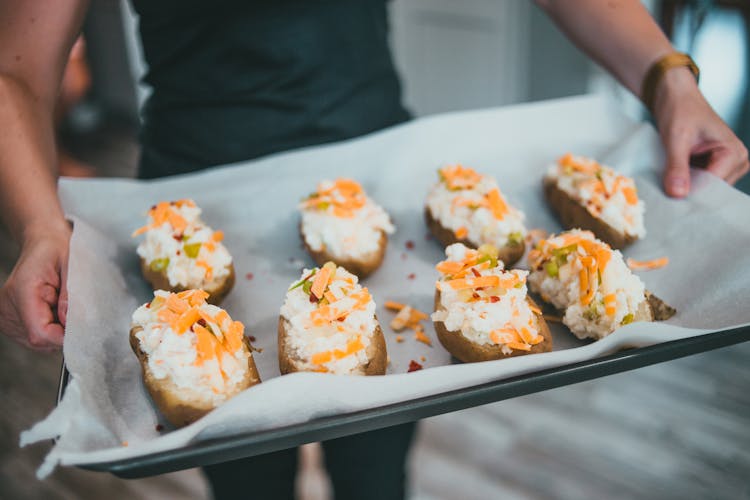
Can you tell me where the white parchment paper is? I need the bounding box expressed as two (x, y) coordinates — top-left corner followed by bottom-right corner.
(21, 95), (750, 475)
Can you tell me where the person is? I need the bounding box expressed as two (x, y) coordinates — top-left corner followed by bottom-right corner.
(0, 0), (747, 498)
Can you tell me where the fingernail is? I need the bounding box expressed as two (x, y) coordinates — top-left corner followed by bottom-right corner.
(669, 177), (688, 197)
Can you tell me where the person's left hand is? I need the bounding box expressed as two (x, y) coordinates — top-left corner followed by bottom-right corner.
(652, 69), (749, 198)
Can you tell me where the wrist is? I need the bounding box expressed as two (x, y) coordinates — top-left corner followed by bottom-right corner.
(21, 216), (71, 247)
(651, 66), (702, 125)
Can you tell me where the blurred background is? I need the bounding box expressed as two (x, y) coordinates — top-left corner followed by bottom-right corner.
(1, 1), (748, 499)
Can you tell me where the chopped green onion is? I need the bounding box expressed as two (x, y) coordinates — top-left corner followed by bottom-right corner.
(289, 269), (317, 291)
(544, 261), (559, 278)
(583, 304), (600, 320)
(621, 313), (634, 325)
(183, 242), (202, 258)
(507, 232), (523, 246)
(150, 258), (170, 272)
(302, 280), (313, 295)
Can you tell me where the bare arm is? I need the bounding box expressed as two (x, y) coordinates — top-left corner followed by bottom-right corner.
(536, 0), (749, 197)
(0, 0), (89, 349)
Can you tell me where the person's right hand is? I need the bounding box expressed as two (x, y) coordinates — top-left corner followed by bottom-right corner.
(0, 224), (71, 351)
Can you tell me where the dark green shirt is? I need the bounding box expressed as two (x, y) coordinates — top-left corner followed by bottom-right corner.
(131, 0), (409, 179)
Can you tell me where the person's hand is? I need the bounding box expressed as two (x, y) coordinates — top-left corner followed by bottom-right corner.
(0, 223), (71, 351)
(652, 68), (749, 198)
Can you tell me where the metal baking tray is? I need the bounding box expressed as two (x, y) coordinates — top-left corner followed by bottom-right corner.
(57, 325), (750, 478)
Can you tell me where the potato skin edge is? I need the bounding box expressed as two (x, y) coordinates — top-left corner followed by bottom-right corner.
(300, 224), (387, 279)
(433, 289), (553, 362)
(129, 325), (260, 428)
(139, 258), (236, 305)
(424, 207), (525, 267)
(543, 177), (636, 250)
(277, 316), (387, 376)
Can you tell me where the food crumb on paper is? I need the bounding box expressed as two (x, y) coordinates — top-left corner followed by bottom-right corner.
(405, 240), (415, 250)
(395, 335), (404, 343)
(414, 327), (432, 347)
(408, 360), (423, 372)
(245, 272), (254, 280)
(407, 273), (416, 280)
(420, 355), (426, 362)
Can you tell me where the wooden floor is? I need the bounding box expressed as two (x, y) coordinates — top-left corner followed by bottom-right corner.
(1, 125), (748, 500)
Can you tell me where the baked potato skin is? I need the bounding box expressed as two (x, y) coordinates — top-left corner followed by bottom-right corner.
(424, 207), (525, 267)
(129, 326), (260, 428)
(543, 178), (636, 250)
(433, 290), (553, 362)
(139, 258), (236, 305)
(277, 316), (387, 376)
(300, 225), (387, 279)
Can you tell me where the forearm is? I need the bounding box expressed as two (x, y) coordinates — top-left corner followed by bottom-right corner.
(0, 73), (68, 243)
(534, 0), (678, 99)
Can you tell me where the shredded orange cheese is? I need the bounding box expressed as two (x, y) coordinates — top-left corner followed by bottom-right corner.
(302, 178), (367, 218)
(132, 199), (196, 236)
(439, 165), (483, 190)
(627, 257), (669, 271)
(146, 290), (247, 368)
(557, 154), (641, 215)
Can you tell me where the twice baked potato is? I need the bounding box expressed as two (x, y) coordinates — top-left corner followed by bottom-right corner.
(132, 199), (235, 304)
(299, 178), (394, 279)
(130, 289), (260, 428)
(278, 262), (387, 375)
(544, 154), (645, 249)
(527, 229), (675, 341)
(425, 165), (527, 266)
(431, 243), (552, 362)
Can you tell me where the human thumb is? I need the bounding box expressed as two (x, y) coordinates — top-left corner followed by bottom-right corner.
(663, 134), (691, 198)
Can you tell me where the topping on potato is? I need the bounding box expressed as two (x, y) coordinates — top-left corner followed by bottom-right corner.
(527, 229), (673, 340)
(425, 165), (527, 266)
(130, 289), (259, 428)
(544, 154), (645, 248)
(133, 199), (235, 303)
(279, 262), (387, 375)
(299, 178), (395, 278)
(432, 243), (552, 362)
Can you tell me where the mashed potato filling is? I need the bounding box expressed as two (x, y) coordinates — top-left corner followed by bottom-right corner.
(131, 289), (250, 406)
(300, 178), (395, 260)
(527, 229), (647, 340)
(280, 263), (377, 375)
(546, 154), (646, 238)
(425, 165), (526, 248)
(133, 199), (233, 289)
(431, 243), (543, 355)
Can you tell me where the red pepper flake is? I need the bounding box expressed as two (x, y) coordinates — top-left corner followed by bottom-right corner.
(197, 318), (207, 327)
(245, 272), (254, 280)
(145, 302), (151, 308)
(471, 268), (481, 278)
(490, 296), (500, 303)
(172, 234), (182, 242)
(309, 294), (319, 303)
(408, 360), (423, 373)
(248, 335), (257, 342)
(405, 240), (415, 250)
(156, 424), (164, 432)
(176, 250), (181, 255)
(472, 293), (480, 299)
(407, 273), (416, 280)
